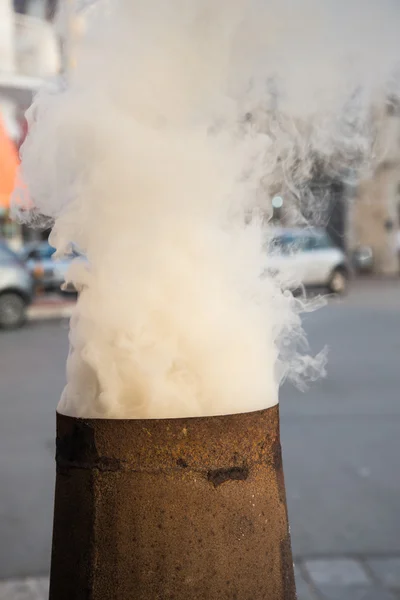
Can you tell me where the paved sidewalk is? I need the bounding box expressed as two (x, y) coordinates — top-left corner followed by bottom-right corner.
(27, 294), (75, 321)
(1, 557), (400, 599)
(0, 578), (48, 600)
(295, 557), (400, 600)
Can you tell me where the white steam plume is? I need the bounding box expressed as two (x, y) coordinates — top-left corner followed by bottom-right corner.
(14, 0), (400, 418)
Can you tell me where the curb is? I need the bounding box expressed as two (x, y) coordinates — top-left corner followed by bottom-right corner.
(27, 302), (75, 322)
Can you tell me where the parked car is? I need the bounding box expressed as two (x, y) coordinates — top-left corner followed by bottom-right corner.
(267, 228), (351, 294)
(0, 240), (34, 329)
(19, 241), (77, 293)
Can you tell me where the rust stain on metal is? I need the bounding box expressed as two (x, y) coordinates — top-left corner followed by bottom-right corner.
(207, 466), (249, 487)
(50, 405), (296, 600)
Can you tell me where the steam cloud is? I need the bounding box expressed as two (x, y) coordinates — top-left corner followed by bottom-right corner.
(14, 0), (400, 418)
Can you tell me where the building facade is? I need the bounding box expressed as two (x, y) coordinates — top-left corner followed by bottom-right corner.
(0, 0), (60, 246)
(348, 105), (400, 275)
(0, 0), (60, 141)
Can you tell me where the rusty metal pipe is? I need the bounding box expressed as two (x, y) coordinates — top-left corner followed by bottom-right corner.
(49, 406), (296, 600)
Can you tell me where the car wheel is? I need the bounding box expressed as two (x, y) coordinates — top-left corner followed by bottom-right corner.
(328, 268), (348, 295)
(0, 293), (27, 330)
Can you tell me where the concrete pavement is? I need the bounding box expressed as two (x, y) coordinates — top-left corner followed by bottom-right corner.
(2, 557), (400, 599)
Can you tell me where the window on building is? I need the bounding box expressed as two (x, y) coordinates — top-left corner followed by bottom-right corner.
(13, 0), (29, 13)
(0, 213), (20, 242)
(13, 0), (57, 20)
(46, 0), (57, 20)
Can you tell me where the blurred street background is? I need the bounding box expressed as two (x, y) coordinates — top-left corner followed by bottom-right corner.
(1, 279), (400, 600)
(1, 0), (400, 599)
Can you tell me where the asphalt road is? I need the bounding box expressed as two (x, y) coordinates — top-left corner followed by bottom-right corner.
(0, 280), (399, 579)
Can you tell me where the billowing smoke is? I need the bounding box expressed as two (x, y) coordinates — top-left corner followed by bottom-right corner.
(14, 0), (400, 418)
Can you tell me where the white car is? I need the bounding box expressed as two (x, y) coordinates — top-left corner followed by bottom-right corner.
(266, 228), (351, 294)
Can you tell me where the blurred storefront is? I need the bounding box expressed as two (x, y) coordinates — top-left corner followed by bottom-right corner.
(0, 0), (60, 248)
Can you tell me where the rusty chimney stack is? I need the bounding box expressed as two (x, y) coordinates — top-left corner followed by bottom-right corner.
(50, 406), (296, 600)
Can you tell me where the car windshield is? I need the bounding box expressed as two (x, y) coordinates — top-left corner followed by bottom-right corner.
(306, 232), (335, 250)
(271, 231), (334, 254)
(270, 234), (305, 254)
(0, 242), (18, 262)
